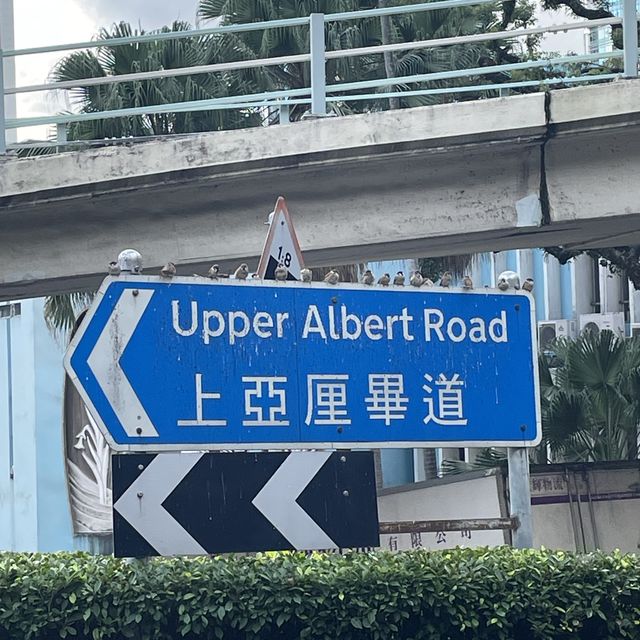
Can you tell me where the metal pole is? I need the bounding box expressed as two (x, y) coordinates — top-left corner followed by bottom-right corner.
(309, 13), (327, 116)
(623, 0), (638, 78)
(1, 0), (15, 149)
(507, 447), (533, 548)
(378, 0), (400, 110)
(279, 101), (290, 124)
(0, 44), (5, 154)
(56, 123), (67, 152)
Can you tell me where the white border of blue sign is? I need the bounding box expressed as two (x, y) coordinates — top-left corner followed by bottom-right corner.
(64, 276), (542, 452)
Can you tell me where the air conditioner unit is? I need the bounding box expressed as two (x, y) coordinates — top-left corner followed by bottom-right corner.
(630, 323), (640, 338)
(537, 320), (575, 350)
(579, 312), (625, 337)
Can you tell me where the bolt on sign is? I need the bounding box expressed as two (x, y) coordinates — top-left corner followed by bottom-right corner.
(64, 276), (540, 451)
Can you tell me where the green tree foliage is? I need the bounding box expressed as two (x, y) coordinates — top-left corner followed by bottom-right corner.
(43, 292), (94, 338)
(53, 21), (263, 140)
(547, 247), (640, 290)
(443, 330), (640, 473)
(43, 1), (542, 333)
(417, 255), (475, 282)
(0, 548), (638, 639)
(198, 0), (538, 117)
(540, 330), (640, 462)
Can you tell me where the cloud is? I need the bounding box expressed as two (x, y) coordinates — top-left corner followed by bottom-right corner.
(10, 0), (201, 141)
(85, 0), (200, 31)
(11, 0), (96, 141)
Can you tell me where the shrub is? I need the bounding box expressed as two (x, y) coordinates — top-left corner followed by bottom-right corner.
(0, 547), (638, 639)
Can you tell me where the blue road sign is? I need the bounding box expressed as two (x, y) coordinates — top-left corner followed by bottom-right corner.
(65, 276), (540, 451)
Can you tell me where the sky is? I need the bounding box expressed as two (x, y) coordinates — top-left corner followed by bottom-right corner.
(6, 0), (203, 141)
(4, 0), (590, 143)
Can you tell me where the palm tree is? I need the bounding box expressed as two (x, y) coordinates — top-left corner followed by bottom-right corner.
(53, 20), (264, 141)
(43, 2), (537, 332)
(43, 19), (269, 333)
(44, 292), (94, 338)
(198, 0), (536, 117)
(441, 330), (640, 474)
(540, 331), (640, 462)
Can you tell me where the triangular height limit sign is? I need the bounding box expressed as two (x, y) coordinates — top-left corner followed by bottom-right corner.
(257, 197), (305, 281)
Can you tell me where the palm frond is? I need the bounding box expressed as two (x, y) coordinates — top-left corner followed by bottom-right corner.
(44, 292), (95, 338)
(441, 447), (507, 475)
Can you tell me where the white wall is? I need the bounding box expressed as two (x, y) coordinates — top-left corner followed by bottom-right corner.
(0, 299), (74, 551)
(377, 471), (507, 551)
(377, 464), (640, 553)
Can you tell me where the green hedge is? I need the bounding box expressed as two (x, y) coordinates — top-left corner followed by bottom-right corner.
(0, 548), (638, 640)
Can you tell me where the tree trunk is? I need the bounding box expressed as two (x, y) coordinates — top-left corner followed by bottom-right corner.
(378, 0), (400, 110)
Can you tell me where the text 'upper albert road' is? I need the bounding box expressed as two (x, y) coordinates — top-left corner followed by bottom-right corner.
(173, 300), (510, 346)
(64, 277), (541, 451)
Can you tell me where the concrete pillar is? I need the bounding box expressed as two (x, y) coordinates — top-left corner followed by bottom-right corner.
(560, 262), (573, 320)
(599, 264), (623, 313)
(572, 255), (595, 319)
(544, 255), (562, 320)
(629, 281), (640, 323)
(532, 249), (546, 322)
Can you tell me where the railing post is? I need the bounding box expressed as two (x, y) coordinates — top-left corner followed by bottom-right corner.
(309, 13), (327, 116)
(56, 122), (67, 151)
(279, 100), (290, 124)
(623, 0), (638, 78)
(0, 41), (5, 154)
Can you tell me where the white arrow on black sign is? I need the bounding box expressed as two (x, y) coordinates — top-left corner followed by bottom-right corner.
(112, 451), (379, 557)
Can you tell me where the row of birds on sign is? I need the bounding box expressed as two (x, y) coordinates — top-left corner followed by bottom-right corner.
(114, 260), (533, 291)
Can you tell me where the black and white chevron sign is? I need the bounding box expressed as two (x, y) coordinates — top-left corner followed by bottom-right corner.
(112, 451), (379, 557)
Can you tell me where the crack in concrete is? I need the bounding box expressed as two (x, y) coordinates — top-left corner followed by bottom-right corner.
(539, 91), (553, 227)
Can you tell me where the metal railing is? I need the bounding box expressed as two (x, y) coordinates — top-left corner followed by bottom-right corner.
(1, 0), (638, 154)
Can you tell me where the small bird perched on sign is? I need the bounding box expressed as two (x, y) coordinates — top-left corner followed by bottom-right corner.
(422, 278), (434, 287)
(378, 273), (391, 286)
(393, 271), (405, 286)
(323, 270), (340, 285)
(233, 263), (249, 280)
(207, 264), (219, 279)
(522, 277), (534, 292)
(409, 271), (423, 287)
(440, 271), (452, 288)
(322, 270), (339, 285)
(107, 261), (120, 276)
(275, 263), (288, 281)
(301, 267), (312, 283)
(361, 269), (375, 286)
(160, 262), (176, 278)
(462, 275), (473, 290)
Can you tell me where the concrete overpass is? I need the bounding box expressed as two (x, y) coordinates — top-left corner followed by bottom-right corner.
(1, 79), (640, 301)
